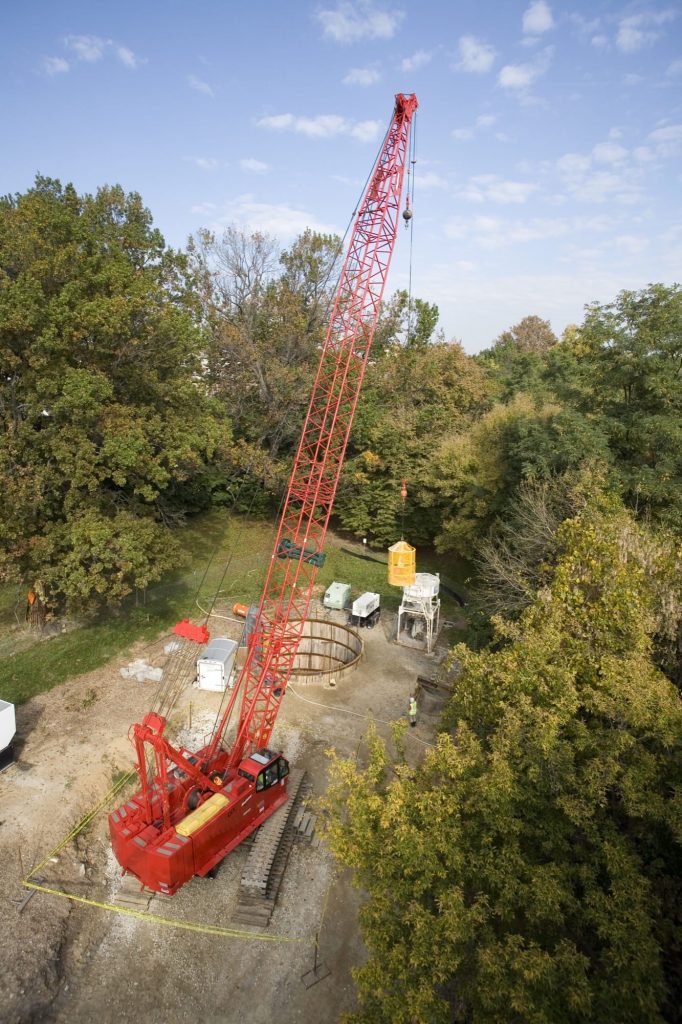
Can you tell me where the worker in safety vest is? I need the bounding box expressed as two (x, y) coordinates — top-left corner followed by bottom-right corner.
(408, 695), (417, 727)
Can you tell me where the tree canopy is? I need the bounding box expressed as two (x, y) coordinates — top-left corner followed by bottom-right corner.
(0, 176), (230, 610)
(324, 499), (682, 1024)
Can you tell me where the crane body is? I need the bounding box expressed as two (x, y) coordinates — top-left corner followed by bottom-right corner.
(109, 93), (418, 895)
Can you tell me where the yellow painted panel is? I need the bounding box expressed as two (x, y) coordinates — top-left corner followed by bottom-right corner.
(175, 793), (229, 837)
(388, 540), (416, 587)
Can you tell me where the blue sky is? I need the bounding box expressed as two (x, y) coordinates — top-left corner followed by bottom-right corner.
(2, 0), (681, 351)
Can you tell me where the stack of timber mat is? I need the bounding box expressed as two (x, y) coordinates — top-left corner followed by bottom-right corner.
(232, 768), (308, 928)
(114, 872), (154, 911)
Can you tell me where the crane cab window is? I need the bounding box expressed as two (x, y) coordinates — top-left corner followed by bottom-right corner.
(238, 768), (255, 783)
(279, 758), (289, 780)
(255, 760), (282, 791)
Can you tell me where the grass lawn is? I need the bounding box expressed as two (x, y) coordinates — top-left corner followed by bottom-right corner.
(0, 511), (468, 705)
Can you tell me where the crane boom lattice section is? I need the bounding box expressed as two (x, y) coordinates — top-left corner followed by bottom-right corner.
(216, 93), (419, 767)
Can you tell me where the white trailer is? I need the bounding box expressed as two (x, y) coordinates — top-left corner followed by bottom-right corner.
(349, 591), (380, 627)
(195, 638), (238, 692)
(0, 699), (16, 770)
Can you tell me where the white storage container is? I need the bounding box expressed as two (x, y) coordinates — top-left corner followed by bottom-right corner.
(351, 592), (380, 619)
(0, 699), (16, 753)
(196, 638), (238, 692)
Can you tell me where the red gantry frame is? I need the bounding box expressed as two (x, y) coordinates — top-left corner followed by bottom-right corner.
(109, 93), (418, 895)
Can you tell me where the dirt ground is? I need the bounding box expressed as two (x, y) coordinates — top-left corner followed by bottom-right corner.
(0, 606), (445, 1024)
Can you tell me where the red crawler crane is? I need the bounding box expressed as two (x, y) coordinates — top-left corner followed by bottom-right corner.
(109, 93), (418, 895)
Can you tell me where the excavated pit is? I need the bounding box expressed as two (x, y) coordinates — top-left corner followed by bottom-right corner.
(289, 618), (363, 686)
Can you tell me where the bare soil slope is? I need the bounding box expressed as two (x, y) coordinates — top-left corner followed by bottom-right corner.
(1, 612), (440, 1024)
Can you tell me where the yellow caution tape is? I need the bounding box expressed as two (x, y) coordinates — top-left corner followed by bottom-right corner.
(27, 769), (137, 880)
(21, 881), (299, 942)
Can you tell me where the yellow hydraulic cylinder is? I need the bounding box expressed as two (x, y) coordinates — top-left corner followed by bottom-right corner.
(388, 540), (416, 587)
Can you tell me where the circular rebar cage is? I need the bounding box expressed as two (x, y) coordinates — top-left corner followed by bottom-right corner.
(290, 618), (363, 685)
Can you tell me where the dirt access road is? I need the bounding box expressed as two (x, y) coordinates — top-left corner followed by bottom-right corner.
(1, 610), (440, 1024)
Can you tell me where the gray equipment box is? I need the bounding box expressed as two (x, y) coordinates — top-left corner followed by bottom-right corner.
(323, 581), (352, 610)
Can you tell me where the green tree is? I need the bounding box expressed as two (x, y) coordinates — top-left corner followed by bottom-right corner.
(190, 226), (340, 464)
(324, 500), (682, 1023)
(336, 340), (491, 546)
(425, 394), (609, 555)
(0, 176), (230, 610)
(540, 285), (682, 530)
(478, 315), (558, 401)
(376, 289), (441, 350)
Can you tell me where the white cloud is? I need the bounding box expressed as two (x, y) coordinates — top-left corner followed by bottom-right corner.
(455, 35), (496, 74)
(523, 1), (554, 35)
(401, 49), (431, 73)
(592, 142), (628, 164)
(648, 124), (682, 143)
(667, 59), (682, 77)
(44, 56), (69, 75)
(343, 66), (380, 86)
(458, 174), (537, 205)
(297, 114), (349, 137)
(633, 146), (655, 163)
(240, 158), (269, 174)
(214, 194), (337, 238)
(188, 75), (214, 97)
(452, 114), (497, 141)
(258, 111), (380, 142)
(614, 234), (648, 255)
(648, 123), (682, 158)
(64, 34), (107, 62)
(351, 119), (382, 141)
(316, 2), (405, 43)
(59, 35), (144, 69)
(116, 46), (144, 68)
(591, 34), (609, 48)
(556, 153), (644, 204)
(416, 171), (447, 190)
(259, 113), (295, 130)
(498, 46), (553, 91)
(616, 10), (677, 53)
(331, 174), (362, 187)
(556, 153), (591, 178)
(190, 202), (217, 215)
(445, 214), (569, 248)
(191, 157), (220, 171)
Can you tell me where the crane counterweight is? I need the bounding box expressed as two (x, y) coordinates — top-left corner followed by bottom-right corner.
(109, 93), (419, 895)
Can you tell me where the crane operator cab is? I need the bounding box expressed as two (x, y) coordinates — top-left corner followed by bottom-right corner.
(238, 748), (289, 794)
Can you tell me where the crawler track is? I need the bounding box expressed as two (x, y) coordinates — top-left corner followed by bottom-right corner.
(232, 768), (309, 927)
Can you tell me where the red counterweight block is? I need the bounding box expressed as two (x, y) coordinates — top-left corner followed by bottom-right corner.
(173, 619), (210, 644)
